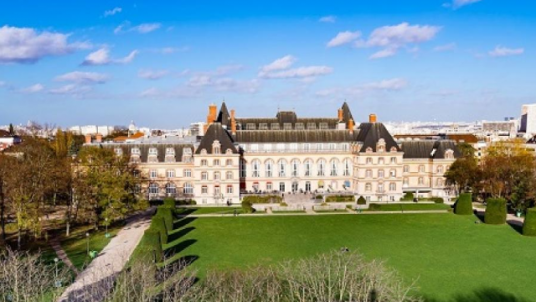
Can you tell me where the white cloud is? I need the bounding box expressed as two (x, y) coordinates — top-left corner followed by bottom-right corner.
(260, 66), (333, 79)
(49, 84), (91, 95)
(114, 22), (161, 34)
(326, 31), (361, 48)
(489, 46), (524, 57)
(354, 22), (441, 59)
(104, 7), (122, 17)
(0, 25), (89, 64)
(362, 78), (408, 90)
(55, 71), (109, 84)
(260, 55), (296, 73)
(82, 48), (138, 65)
(138, 69), (169, 80)
(319, 15), (337, 23)
(20, 83), (44, 93)
(316, 78), (408, 98)
(434, 43), (457, 52)
(182, 65), (259, 94)
(445, 0), (482, 9)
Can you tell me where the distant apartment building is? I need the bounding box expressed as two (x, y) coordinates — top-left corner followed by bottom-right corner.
(83, 102), (461, 204)
(520, 104), (536, 138)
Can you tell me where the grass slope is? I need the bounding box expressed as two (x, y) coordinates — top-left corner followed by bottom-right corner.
(169, 213), (536, 301)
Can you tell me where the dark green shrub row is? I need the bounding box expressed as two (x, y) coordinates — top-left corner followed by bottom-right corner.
(155, 207), (174, 233)
(163, 198), (176, 209)
(133, 227), (163, 263)
(423, 197), (444, 204)
(242, 200), (255, 213)
(176, 199), (197, 205)
(357, 196), (367, 205)
(325, 195), (355, 202)
(523, 208), (536, 236)
(485, 198), (507, 225)
(369, 203), (381, 211)
(401, 192), (414, 201)
(315, 195), (323, 200)
(150, 216), (168, 245)
(242, 195), (282, 204)
(454, 193), (473, 215)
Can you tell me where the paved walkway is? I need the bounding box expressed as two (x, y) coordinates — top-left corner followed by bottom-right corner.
(58, 209), (153, 302)
(50, 237), (80, 275)
(176, 209), (450, 218)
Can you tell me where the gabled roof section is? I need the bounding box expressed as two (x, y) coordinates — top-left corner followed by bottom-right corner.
(356, 122), (400, 152)
(217, 102), (231, 128)
(195, 123), (238, 154)
(341, 102), (354, 123)
(400, 140), (461, 159)
(276, 111), (298, 124)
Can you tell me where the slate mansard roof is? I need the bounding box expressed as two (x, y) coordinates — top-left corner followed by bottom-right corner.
(399, 140), (461, 159)
(195, 123), (238, 154)
(356, 123), (401, 152)
(234, 130), (360, 143)
(105, 143), (195, 163)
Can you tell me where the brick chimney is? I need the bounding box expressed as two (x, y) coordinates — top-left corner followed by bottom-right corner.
(338, 108), (344, 122)
(85, 134), (92, 144)
(95, 133), (103, 143)
(204, 103), (218, 133)
(348, 119), (355, 134)
(231, 109), (237, 135)
(369, 114), (377, 123)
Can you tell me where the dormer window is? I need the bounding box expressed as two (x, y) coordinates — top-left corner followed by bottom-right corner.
(283, 123), (292, 130)
(319, 122), (329, 130)
(366, 147), (373, 153)
(212, 140), (221, 154)
(390, 146), (398, 152)
(377, 139), (386, 153)
(182, 148), (192, 163)
(131, 148), (140, 155)
(166, 148), (175, 155)
(445, 149), (455, 159)
(149, 148), (158, 156)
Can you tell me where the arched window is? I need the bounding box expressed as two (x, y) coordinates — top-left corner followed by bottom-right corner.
(291, 159), (300, 177)
(212, 140), (221, 154)
(184, 183), (193, 194)
(343, 158), (351, 176)
(252, 160), (261, 177)
(330, 159), (339, 176)
(389, 183), (396, 191)
(317, 159), (326, 176)
(148, 183), (159, 194)
(278, 159), (287, 177)
(265, 160), (274, 177)
(365, 183), (372, 191)
(304, 159), (312, 176)
(445, 149), (454, 159)
(165, 183), (176, 195)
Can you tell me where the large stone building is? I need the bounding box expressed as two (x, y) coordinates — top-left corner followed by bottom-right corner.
(89, 102), (460, 204)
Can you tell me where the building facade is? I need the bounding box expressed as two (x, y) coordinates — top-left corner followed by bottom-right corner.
(89, 102), (460, 204)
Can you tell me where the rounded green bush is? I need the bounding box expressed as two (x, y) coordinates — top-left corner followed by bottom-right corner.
(241, 200), (254, 213)
(454, 193), (473, 215)
(357, 196), (367, 205)
(523, 208), (536, 236)
(485, 198), (507, 225)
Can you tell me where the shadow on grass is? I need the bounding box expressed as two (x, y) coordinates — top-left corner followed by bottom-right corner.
(425, 287), (531, 302)
(167, 227), (195, 245)
(173, 217), (197, 230)
(507, 219), (524, 235)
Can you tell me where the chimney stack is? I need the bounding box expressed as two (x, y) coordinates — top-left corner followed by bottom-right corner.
(369, 114), (377, 123)
(95, 133), (103, 143)
(231, 109), (237, 135)
(85, 134), (92, 144)
(348, 119), (355, 134)
(338, 108), (344, 122)
(205, 103), (218, 133)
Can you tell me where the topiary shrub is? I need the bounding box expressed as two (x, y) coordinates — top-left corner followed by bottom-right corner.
(325, 195), (355, 202)
(150, 216), (168, 245)
(402, 192), (414, 201)
(163, 198), (176, 209)
(523, 208), (536, 236)
(357, 196), (367, 205)
(134, 227), (163, 263)
(369, 203), (381, 211)
(155, 207), (173, 233)
(241, 200), (254, 213)
(485, 198), (507, 225)
(430, 197), (444, 204)
(454, 193), (473, 215)
(280, 202), (288, 207)
(242, 195), (282, 204)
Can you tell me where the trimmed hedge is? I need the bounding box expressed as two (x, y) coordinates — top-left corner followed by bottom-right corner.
(523, 208), (536, 236)
(454, 193), (473, 215)
(485, 198), (507, 225)
(134, 227), (163, 263)
(151, 216), (168, 245)
(401, 192), (414, 201)
(325, 195), (355, 203)
(242, 195), (282, 204)
(422, 197), (444, 204)
(369, 203), (381, 211)
(242, 200), (254, 213)
(357, 196), (367, 205)
(155, 207), (173, 233)
(163, 198), (176, 209)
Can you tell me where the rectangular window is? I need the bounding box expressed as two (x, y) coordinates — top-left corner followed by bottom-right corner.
(267, 182), (273, 191)
(150, 170), (157, 179)
(202, 186), (208, 194)
(184, 169), (192, 177)
(166, 170), (175, 178)
(227, 185), (233, 194)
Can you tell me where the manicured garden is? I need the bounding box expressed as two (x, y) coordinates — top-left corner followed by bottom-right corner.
(167, 213), (536, 301)
(176, 207), (243, 215)
(367, 203), (451, 212)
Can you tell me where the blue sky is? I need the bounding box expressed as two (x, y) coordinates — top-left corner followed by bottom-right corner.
(0, 0), (534, 128)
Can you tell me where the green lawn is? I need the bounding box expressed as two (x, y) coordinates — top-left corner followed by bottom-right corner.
(167, 213), (536, 301)
(61, 225), (122, 270)
(368, 203), (451, 212)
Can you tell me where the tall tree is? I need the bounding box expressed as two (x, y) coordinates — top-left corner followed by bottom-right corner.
(445, 143), (480, 195)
